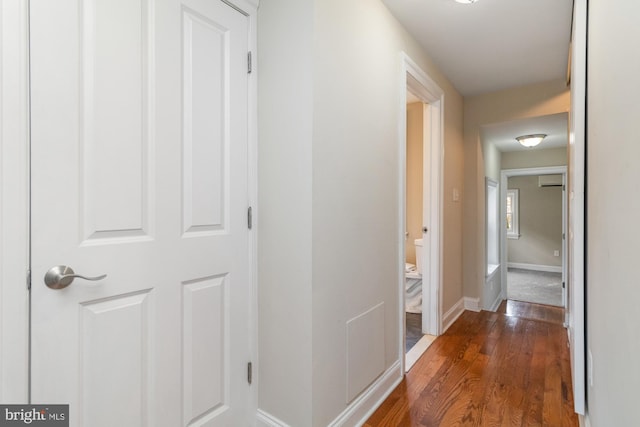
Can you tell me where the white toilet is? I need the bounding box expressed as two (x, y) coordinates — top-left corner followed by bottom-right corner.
(406, 238), (424, 279)
(414, 238), (423, 275)
(405, 238), (424, 313)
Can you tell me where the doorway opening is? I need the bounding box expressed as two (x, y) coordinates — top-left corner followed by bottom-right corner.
(399, 54), (443, 372)
(500, 167), (568, 316)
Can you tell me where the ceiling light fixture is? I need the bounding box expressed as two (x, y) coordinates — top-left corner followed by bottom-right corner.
(516, 134), (547, 148)
(454, 0), (479, 4)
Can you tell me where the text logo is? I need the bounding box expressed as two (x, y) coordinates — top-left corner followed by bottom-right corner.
(0, 405), (68, 426)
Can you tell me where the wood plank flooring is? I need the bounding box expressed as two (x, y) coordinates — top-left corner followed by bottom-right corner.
(365, 301), (578, 427)
(496, 300), (564, 326)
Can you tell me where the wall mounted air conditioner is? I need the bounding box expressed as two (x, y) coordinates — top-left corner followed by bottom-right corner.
(538, 174), (563, 187)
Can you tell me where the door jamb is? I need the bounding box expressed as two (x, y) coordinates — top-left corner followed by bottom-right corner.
(398, 52), (444, 372)
(0, 0), (30, 403)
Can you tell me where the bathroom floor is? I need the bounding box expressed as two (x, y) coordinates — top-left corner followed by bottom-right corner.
(405, 313), (423, 353)
(405, 314), (436, 372)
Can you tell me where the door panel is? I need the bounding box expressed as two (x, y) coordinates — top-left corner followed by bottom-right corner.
(30, 0), (250, 425)
(80, 290), (153, 426)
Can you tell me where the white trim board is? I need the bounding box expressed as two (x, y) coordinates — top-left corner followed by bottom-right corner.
(405, 335), (436, 372)
(328, 361), (402, 427)
(579, 414), (592, 427)
(568, 0), (587, 414)
(442, 298), (465, 332)
(488, 292), (503, 313)
(0, 0), (30, 403)
(402, 52), (444, 337)
(507, 263), (562, 273)
(255, 410), (292, 427)
(397, 52), (445, 374)
(464, 297), (481, 312)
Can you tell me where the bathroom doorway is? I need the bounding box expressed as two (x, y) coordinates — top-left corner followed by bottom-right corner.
(400, 54), (443, 371)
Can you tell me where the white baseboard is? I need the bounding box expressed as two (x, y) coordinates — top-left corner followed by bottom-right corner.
(442, 298), (465, 332)
(508, 262), (562, 273)
(489, 292), (503, 312)
(464, 297), (480, 312)
(328, 360), (402, 427)
(579, 413), (592, 427)
(256, 409), (291, 427)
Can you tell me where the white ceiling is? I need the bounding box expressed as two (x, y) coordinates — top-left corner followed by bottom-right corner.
(481, 113), (568, 152)
(382, 0), (573, 96)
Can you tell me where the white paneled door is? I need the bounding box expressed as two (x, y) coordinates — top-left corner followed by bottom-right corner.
(30, 0), (252, 426)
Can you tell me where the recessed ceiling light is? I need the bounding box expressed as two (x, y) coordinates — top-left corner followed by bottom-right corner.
(454, 0), (479, 4)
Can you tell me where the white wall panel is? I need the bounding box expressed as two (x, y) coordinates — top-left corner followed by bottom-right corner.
(346, 303), (385, 403)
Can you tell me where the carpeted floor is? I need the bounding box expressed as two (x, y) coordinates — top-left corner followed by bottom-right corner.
(507, 268), (562, 307)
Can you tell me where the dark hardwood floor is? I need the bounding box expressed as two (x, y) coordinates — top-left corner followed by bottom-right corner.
(365, 301), (578, 426)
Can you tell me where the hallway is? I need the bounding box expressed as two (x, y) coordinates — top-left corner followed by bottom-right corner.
(365, 302), (577, 426)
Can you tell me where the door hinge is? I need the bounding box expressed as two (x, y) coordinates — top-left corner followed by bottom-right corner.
(247, 51), (252, 74)
(247, 362), (253, 384)
(563, 233), (566, 240)
(26, 269), (31, 291)
(247, 206), (253, 230)
(563, 184), (566, 191)
(562, 281), (566, 289)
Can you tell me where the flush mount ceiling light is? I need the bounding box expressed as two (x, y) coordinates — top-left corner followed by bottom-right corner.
(516, 134), (547, 148)
(454, 0), (479, 3)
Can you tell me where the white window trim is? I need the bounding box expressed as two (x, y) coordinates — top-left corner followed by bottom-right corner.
(506, 188), (520, 239)
(486, 178), (499, 276)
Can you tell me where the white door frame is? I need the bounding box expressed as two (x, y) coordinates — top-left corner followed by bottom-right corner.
(568, 0), (587, 415)
(0, 0), (258, 412)
(0, 0), (30, 403)
(499, 166), (568, 310)
(398, 52), (444, 370)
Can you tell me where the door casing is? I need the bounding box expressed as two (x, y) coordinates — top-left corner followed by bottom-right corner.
(398, 52), (444, 373)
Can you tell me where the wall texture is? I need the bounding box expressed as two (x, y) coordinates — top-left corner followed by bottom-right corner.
(502, 147), (567, 170)
(463, 80), (570, 307)
(586, 1), (640, 424)
(257, 0), (314, 424)
(312, 1), (463, 424)
(258, 0), (465, 424)
(406, 102), (424, 265)
(507, 176), (563, 267)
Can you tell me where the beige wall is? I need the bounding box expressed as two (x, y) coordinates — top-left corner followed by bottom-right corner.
(586, 1), (640, 424)
(406, 102), (424, 265)
(483, 141), (502, 182)
(507, 176), (563, 267)
(312, 1), (464, 424)
(502, 147), (567, 170)
(257, 0), (314, 424)
(463, 80), (570, 307)
(259, 0), (465, 425)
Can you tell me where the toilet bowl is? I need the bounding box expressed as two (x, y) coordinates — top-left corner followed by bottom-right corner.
(414, 239), (423, 275)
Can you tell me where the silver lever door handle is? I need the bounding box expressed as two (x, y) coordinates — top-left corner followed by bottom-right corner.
(44, 265), (107, 290)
